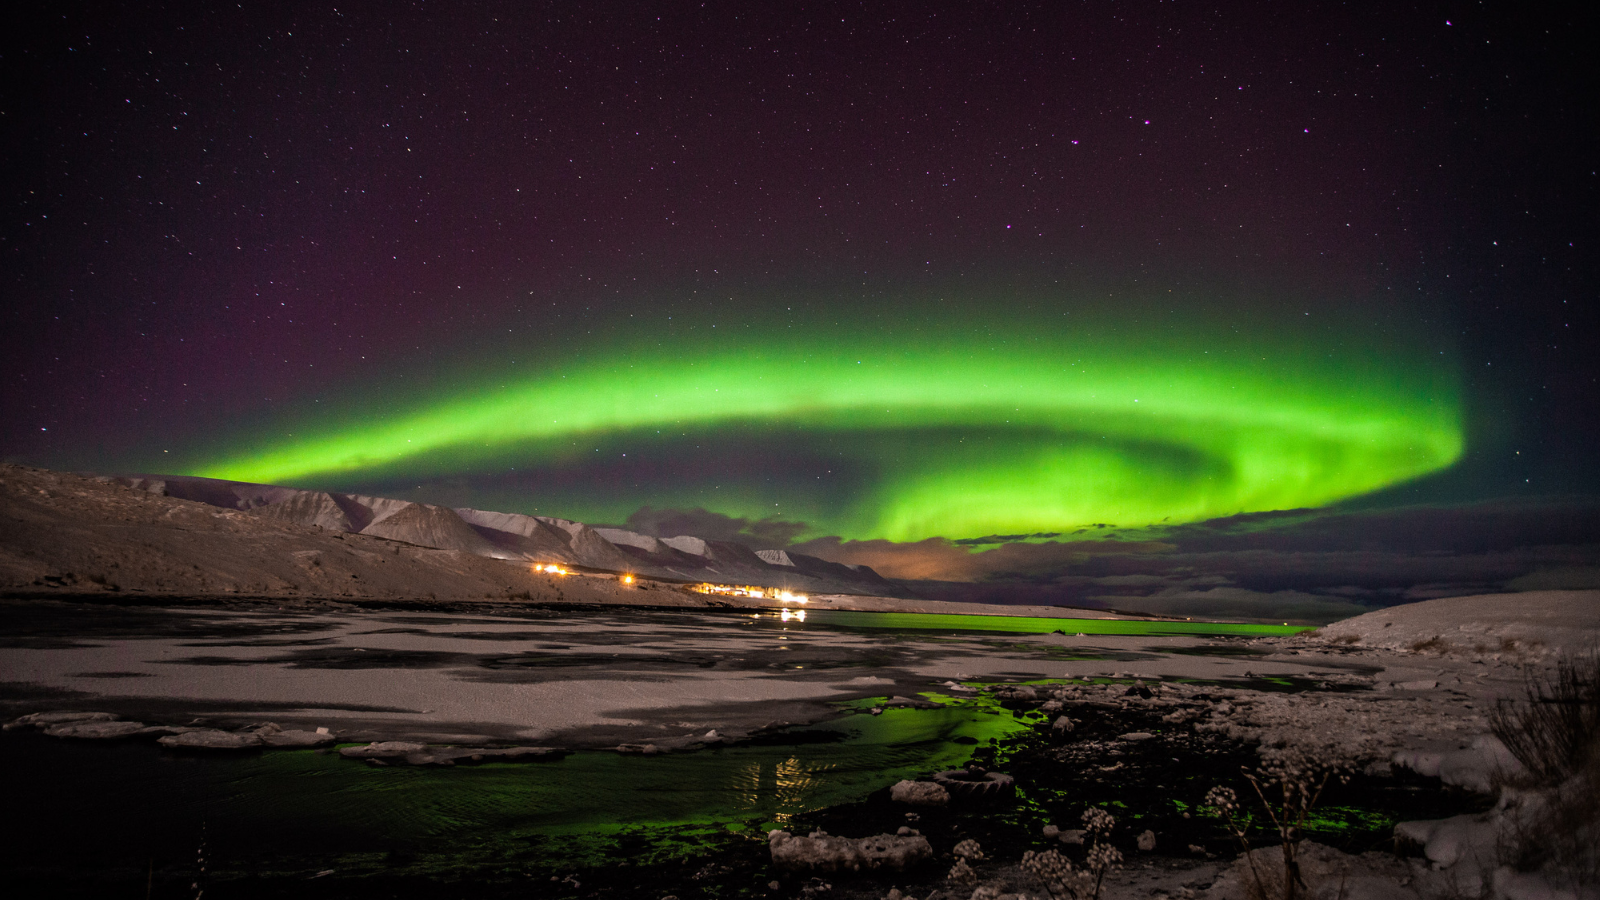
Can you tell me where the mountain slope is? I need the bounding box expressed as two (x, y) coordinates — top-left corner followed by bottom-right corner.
(357, 502), (511, 558)
(252, 491), (361, 532)
(453, 508), (578, 563)
(98, 473), (900, 596)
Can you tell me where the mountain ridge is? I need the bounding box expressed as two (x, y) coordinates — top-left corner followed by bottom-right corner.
(111, 473), (895, 596)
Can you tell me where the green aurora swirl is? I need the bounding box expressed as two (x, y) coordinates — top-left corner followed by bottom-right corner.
(191, 307), (1462, 541)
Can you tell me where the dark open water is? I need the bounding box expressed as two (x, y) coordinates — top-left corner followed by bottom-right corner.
(4, 694), (1024, 895)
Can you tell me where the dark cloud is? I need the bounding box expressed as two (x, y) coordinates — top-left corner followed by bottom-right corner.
(1158, 497), (1600, 554)
(1503, 567), (1600, 591)
(789, 535), (1173, 582)
(952, 532), (1064, 546)
(1101, 588), (1371, 624)
(792, 499), (1600, 624)
(622, 506), (809, 551)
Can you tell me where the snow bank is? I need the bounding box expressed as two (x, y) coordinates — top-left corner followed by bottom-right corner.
(1317, 591), (1600, 660)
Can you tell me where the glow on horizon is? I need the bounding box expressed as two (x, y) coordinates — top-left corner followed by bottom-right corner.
(192, 321), (1462, 541)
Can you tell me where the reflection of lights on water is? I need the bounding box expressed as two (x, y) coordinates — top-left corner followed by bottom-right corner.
(734, 757), (823, 815)
(779, 608), (806, 622)
(775, 757), (819, 805)
(734, 761), (763, 807)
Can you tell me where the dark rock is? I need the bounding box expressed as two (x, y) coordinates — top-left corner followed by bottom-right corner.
(260, 730), (338, 748)
(158, 729), (265, 750)
(930, 767), (1015, 802)
(6, 711), (118, 730)
(889, 780), (950, 806)
(768, 829), (932, 873)
(43, 720), (148, 739)
(338, 741), (429, 759)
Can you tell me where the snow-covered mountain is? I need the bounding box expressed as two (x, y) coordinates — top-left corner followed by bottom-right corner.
(120, 474), (895, 596)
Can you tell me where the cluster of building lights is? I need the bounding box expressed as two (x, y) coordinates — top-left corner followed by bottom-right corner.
(531, 565), (801, 602)
(692, 583), (808, 603)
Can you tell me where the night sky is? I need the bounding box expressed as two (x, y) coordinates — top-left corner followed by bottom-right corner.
(5, 4), (1596, 562)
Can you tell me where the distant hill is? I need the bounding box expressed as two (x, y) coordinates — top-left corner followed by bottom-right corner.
(106, 473), (898, 597)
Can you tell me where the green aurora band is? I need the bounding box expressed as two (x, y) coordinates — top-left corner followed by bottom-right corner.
(193, 312), (1462, 541)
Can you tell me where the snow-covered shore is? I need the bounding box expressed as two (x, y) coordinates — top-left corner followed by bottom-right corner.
(1078, 592), (1600, 900)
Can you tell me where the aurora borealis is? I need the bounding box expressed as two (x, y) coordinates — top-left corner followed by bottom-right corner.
(193, 305), (1462, 540)
(4, 3), (1595, 563)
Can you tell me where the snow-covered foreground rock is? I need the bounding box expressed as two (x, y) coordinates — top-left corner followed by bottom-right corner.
(932, 594), (1598, 900)
(1205, 596), (1598, 900)
(1316, 592), (1600, 661)
(1202, 600), (1596, 900)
